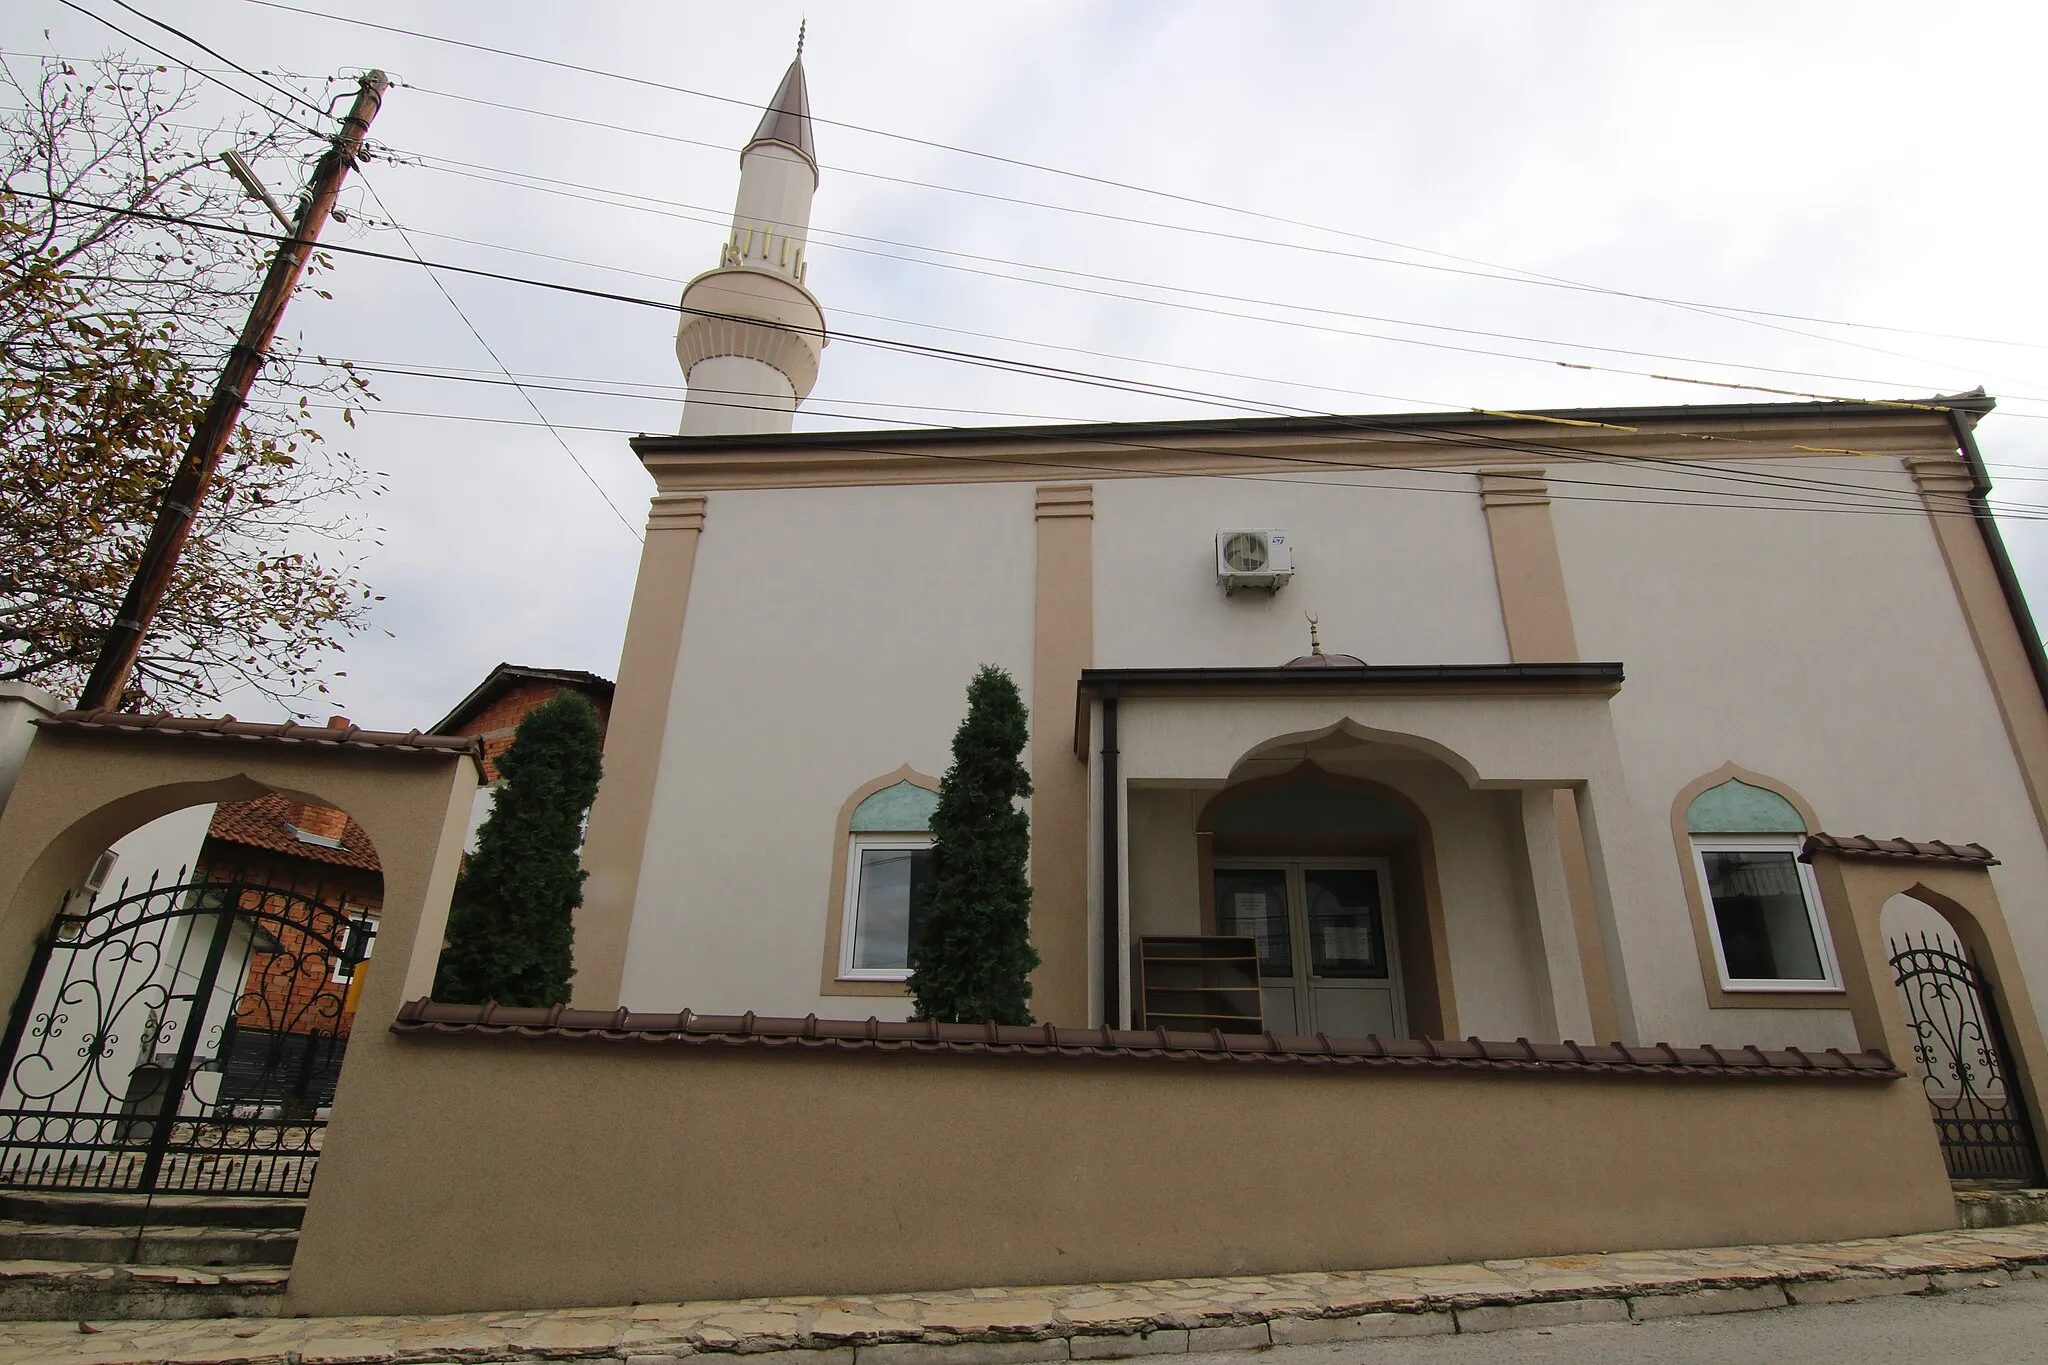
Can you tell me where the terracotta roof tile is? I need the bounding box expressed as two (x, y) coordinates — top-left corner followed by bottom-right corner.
(393, 1000), (1902, 1080)
(1801, 833), (1999, 867)
(36, 710), (482, 759)
(206, 794), (382, 872)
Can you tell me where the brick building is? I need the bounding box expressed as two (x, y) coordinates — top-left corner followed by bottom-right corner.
(434, 664), (614, 787)
(203, 666), (611, 1107)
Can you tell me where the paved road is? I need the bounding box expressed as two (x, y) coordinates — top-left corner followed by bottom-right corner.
(1185, 1278), (2048, 1363)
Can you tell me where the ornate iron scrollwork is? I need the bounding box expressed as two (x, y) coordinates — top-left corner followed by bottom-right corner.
(1889, 933), (2042, 1183)
(0, 876), (370, 1197)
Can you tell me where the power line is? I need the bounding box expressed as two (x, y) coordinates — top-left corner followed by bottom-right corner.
(333, 213), (2048, 437)
(352, 173), (643, 542)
(318, 203), (2035, 514)
(108, 0), (330, 121)
(25, 4), (644, 543)
(395, 78), (2048, 365)
(23, 185), (2020, 525)
(230, 0), (2048, 360)
(378, 149), (2048, 406)
(0, 46), (326, 83)
(44, 10), (2044, 404)
(303, 355), (2024, 520)
(50, 0), (328, 138)
(257, 393), (2048, 524)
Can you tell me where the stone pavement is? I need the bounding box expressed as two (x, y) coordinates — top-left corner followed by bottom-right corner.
(4, 1224), (2048, 1365)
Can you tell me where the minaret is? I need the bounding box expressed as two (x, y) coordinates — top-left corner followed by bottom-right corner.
(675, 38), (827, 436)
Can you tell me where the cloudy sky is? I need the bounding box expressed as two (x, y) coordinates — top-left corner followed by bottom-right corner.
(10, 1), (2048, 728)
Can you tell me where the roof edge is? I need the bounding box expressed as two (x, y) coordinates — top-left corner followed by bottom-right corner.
(392, 998), (1900, 1079)
(630, 393), (1995, 458)
(36, 710), (482, 761)
(431, 663), (615, 736)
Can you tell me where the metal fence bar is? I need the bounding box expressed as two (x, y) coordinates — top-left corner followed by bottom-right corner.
(1889, 932), (2043, 1184)
(0, 878), (362, 1197)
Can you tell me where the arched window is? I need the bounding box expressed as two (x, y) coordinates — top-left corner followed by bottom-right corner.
(836, 777), (940, 983)
(1684, 777), (1839, 991)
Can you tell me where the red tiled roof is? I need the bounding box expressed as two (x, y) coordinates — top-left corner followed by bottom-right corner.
(1801, 833), (1999, 867)
(36, 710), (481, 759)
(392, 1001), (1902, 1080)
(207, 793), (382, 872)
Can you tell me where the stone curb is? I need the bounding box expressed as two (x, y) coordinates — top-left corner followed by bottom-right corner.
(5, 1231), (2047, 1365)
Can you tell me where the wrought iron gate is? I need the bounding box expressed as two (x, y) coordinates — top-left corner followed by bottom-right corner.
(1889, 933), (2043, 1183)
(0, 876), (371, 1196)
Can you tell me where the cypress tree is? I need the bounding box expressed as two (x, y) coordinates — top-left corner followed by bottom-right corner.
(908, 664), (1040, 1024)
(434, 690), (604, 1007)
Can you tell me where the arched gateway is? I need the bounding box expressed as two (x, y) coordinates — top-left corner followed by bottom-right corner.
(0, 712), (477, 1198)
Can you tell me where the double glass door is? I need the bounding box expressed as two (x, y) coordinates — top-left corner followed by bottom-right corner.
(1212, 860), (1405, 1039)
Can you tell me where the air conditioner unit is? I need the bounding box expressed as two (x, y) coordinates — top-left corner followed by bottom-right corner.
(1216, 530), (1293, 595)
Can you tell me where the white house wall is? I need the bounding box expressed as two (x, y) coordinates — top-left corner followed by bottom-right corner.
(620, 481), (1036, 1015)
(610, 436), (2048, 1055)
(1552, 455), (2036, 1052)
(1092, 470), (1510, 669)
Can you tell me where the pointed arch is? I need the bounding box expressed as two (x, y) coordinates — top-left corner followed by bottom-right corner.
(1193, 762), (1455, 1039)
(819, 766), (941, 999)
(1669, 763), (1837, 1009)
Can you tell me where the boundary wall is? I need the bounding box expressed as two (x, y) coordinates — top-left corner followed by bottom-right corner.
(285, 1015), (1956, 1317)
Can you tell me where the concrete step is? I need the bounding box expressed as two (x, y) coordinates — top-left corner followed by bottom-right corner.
(1956, 1187), (2048, 1228)
(0, 1191), (304, 1229)
(0, 1259), (285, 1321)
(0, 1220), (296, 1267)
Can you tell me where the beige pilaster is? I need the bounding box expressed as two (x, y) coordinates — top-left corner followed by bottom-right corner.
(1906, 452), (2048, 859)
(1518, 787), (1594, 1043)
(1478, 469), (1623, 1042)
(1031, 484), (1093, 1026)
(1477, 469), (1579, 660)
(572, 493), (708, 1010)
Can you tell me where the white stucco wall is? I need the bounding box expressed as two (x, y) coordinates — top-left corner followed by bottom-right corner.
(1092, 470), (1510, 669)
(732, 142), (815, 264)
(679, 355), (798, 437)
(0, 683), (62, 816)
(621, 481), (1036, 1015)
(93, 803), (216, 906)
(1127, 786), (1201, 942)
(616, 443), (2048, 1053)
(1551, 454), (2042, 1052)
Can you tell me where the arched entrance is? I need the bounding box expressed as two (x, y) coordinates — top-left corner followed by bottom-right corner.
(0, 873), (369, 1195)
(1882, 890), (2042, 1183)
(0, 714), (478, 1202)
(0, 796), (383, 1197)
(1195, 763), (1452, 1039)
(1802, 836), (2048, 1190)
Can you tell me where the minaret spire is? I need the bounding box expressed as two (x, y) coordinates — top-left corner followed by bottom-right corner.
(673, 47), (827, 437)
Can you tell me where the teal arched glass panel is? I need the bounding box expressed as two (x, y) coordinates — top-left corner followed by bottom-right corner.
(1686, 778), (1805, 834)
(849, 780), (939, 833)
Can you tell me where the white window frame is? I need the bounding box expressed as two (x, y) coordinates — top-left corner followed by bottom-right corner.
(1689, 835), (1843, 992)
(838, 834), (934, 981)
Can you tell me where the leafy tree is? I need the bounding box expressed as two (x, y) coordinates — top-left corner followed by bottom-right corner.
(908, 665), (1040, 1025)
(0, 54), (379, 711)
(434, 692), (604, 1007)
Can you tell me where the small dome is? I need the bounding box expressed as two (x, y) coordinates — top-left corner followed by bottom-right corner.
(1283, 652), (1366, 668)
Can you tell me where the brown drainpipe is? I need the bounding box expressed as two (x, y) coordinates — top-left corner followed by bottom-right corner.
(1949, 407), (2048, 712)
(1099, 687), (1120, 1030)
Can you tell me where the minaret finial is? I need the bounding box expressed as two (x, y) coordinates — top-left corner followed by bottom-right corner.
(796, 18), (806, 58)
(1306, 612), (1323, 657)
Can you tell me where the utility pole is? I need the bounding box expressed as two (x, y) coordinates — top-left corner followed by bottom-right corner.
(76, 70), (389, 712)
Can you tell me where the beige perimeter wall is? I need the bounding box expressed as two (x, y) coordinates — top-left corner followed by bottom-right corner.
(285, 1034), (1954, 1318)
